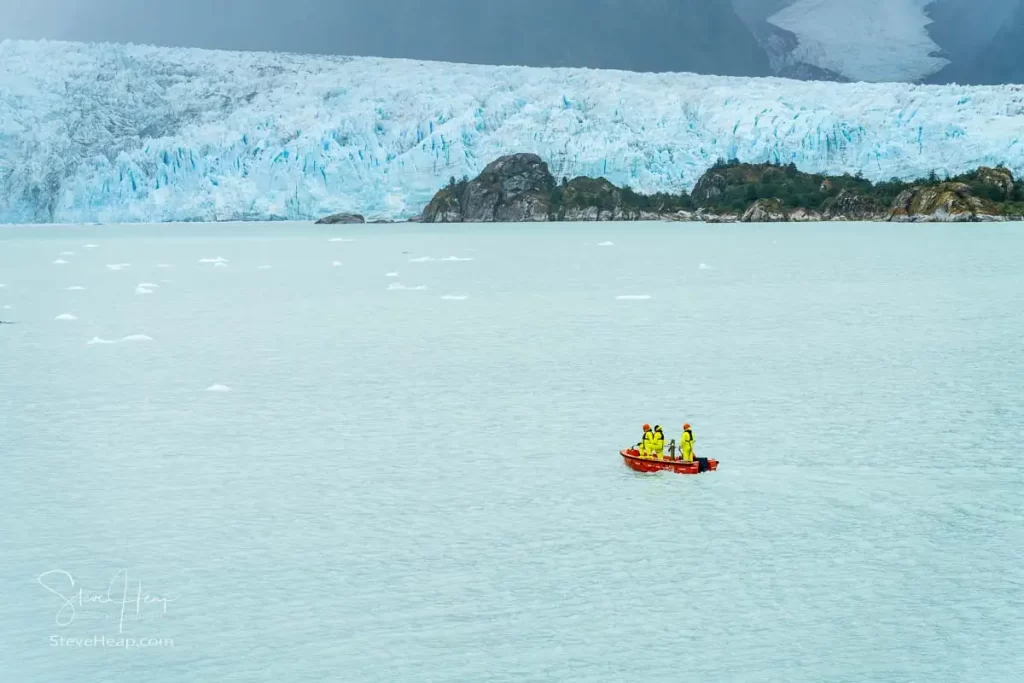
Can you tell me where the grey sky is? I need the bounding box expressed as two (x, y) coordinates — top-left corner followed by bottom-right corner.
(0, 0), (1020, 82)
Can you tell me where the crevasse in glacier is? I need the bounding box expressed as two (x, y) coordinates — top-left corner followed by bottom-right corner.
(1, 39), (1023, 224)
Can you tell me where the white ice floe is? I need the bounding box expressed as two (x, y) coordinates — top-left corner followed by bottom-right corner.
(408, 256), (433, 263)
(332, 261), (342, 267)
(52, 258), (68, 264)
(54, 313), (77, 320)
(699, 263), (713, 270)
(441, 295), (469, 300)
(616, 295), (652, 300)
(385, 272), (399, 277)
(121, 334), (153, 342)
(598, 241), (615, 247)
(328, 238), (353, 242)
(135, 286), (154, 295)
(137, 282), (159, 288)
(388, 283), (427, 291)
(257, 265), (273, 269)
(60, 251), (75, 256)
(67, 285), (86, 291)
(199, 256), (229, 263)
(83, 244), (98, 249)
(214, 262), (228, 268)
(440, 256), (474, 262)
(206, 384), (232, 392)
(2, 305), (11, 310)
(87, 337), (117, 344)
(106, 263), (130, 271)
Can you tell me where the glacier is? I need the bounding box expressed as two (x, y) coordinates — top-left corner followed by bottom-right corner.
(1, 39), (1024, 224)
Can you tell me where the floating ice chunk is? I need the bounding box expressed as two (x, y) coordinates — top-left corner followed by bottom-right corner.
(616, 295), (652, 300)
(54, 313), (77, 320)
(2, 305), (11, 310)
(52, 258), (68, 264)
(699, 263), (713, 270)
(214, 262), (228, 268)
(106, 263), (130, 271)
(121, 334), (153, 342)
(206, 384), (232, 392)
(257, 265), (273, 269)
(388, 283), (427, 291)
(87, 337), (117, 345)
(135, 286), (154, 295)
(408, 256), (433, 263)
(137, 282), (160, 288)
(598, 241), (615, 247)
(61, 251), (75, 256)
(441, 295), (469, 300)
(440, 256), (474, 262)
(332, 261), (342, 267)
(328, 238), (353, 242)
(199, 257), (229, 263)
(67, 285), (86, 291)
(83, 244), (98, 249)
(385, 272), (399, 277)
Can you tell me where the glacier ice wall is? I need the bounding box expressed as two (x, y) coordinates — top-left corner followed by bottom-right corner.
(1, 39), (1024, 224)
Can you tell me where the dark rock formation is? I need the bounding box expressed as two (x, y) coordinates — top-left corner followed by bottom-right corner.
(315, 212), (365, 225)
(822, 190), (883, 220)
(888, 183), (1003, 222)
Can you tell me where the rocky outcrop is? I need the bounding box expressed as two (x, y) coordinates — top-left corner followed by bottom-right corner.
(887, 183), (1004, 222)
(421, 153), (555, 223)
(315, 212), (365, 224)
(741, 198), (788, 222)
(822, 190), (883, 220)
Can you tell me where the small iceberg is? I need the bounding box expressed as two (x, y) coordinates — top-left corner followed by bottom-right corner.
(206, 384), (232, 392)
(332, 261), (342, 267)
(61, 251), (75, 256)
(137, 282), (160, 289)
(135, 286), (154, 295)
(121, 334), (153, 342)
(87, 337), (117, 345)
(388, 283), (427, 291)
(199, 257), (229, 264)
(441, 295), (469, 301)
(385, 272), (399, 277)
(2, 305), (11, 310)
(52, 258), (68, 265)
(616, 295), (652, 301)
(83, 244), (99, 249)
(257, 265), (273, 270)
(328, 238), (353, 242)
(440, 256), (474, 262)
(106, 263), (130, 271)
(54, 313), (77, 321)
(214, 262), (228, 268)
(408, 256), (433, 263)
(67, 285), (86, 291)
(699, 263), (713, 270)
(598, 241), (615, 247)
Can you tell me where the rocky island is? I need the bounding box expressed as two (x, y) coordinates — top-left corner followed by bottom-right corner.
(412, 153), (1024, 223)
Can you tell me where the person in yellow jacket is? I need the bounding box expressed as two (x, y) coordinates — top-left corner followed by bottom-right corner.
(639, 424), (655, 457)
(680, 423), (695, 462)
(651, 425), (665, 459)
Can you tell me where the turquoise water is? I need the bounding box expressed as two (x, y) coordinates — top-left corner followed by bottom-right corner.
(2, 221), (1022, 682)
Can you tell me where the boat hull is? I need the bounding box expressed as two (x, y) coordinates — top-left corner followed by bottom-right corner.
(620, 449), (718, 475)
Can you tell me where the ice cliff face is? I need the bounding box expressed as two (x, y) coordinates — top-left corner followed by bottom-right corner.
(1, 40), (1024, 224)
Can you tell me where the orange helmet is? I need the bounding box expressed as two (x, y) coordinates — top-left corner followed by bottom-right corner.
(643, 424), (651, 431)
(683, 423), (691, 430)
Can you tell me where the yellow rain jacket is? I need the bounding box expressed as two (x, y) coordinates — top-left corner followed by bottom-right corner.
(680, 429), (694, 462)
(652, 428), (665, 457)
(641, 430), (656, 457)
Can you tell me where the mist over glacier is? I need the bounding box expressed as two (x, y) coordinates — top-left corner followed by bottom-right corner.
(2, 40), (1023, 224)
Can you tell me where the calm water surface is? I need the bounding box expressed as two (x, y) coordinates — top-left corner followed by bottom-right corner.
(2, 221), (1022, 682)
